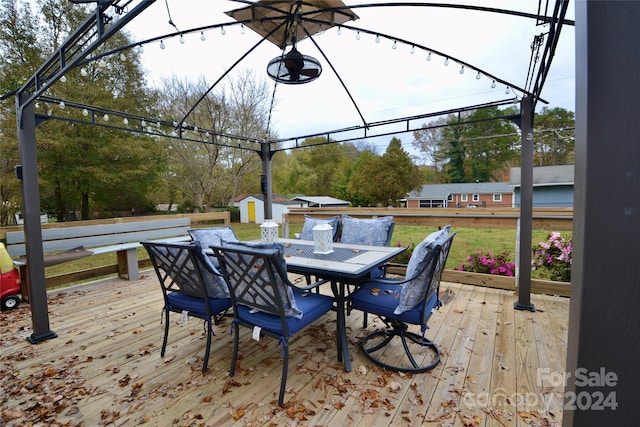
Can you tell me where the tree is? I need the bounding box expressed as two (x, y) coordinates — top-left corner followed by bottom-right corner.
(1, 0), (165, 222)
(534, 107), (575, 166)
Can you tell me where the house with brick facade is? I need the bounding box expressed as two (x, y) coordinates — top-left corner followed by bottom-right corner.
(403, 182), (513, 209)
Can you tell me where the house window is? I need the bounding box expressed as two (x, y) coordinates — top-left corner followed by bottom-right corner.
(493, 193), (502, 202)
(472, 194), (480, 202)
(461, 194), (468, 202)
(419, 199), (443, 208)
(447, 194), (453, 202)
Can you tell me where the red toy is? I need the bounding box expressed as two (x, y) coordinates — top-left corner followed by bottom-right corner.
(1, 242), (21, 310)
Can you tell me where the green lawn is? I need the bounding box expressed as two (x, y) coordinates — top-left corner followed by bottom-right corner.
(44, 223), (569, 281)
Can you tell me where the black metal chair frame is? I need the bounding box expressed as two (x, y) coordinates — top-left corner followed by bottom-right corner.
(142, 241), (231, 373)
(351, 232), (455, 373)
(211, 243), (331, 407)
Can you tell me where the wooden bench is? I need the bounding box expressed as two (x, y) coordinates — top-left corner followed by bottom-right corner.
(5, 218), (191, 296)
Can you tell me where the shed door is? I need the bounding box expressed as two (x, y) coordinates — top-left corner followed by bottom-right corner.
(247, 201), (256, 223)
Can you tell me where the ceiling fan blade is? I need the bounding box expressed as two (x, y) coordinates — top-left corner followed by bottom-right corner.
(300, 68), (319, 77)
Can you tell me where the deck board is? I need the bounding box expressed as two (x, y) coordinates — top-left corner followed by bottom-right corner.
(0, 272), (569, 426)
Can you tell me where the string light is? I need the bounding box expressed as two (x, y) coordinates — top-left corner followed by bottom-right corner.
(410, 45), (415, 54)
(60, 75), (67, 83)
(141, 120), (146, 127)
(59, 101), (65, 109)
(82, 109), (88, 116)
(200, 31), (205, 41)
(505, 86), (511, 94)
(220, 26), (226, 35)
(337, 26), (341, 35)
(459, 66), (464, 74)
(119, 53), (126, 61)
(160, 40), (165, 49)
(103, 114), (109, 121)
(375, 34), (380, 43)
(240, 24), (245, 34)
(426, 51), (432, 61)
(80, 68), (88, 77)
(179, 34), (185, 44)
(123, 118), (129, 125)
(444, 57), (449, 66)
(476, 71), (481, 80)
(392, 40), (397, 50)
(491, 80), (497, 88)
(355, 31), (360, 40)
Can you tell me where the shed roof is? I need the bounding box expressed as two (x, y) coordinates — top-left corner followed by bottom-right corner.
(290, 196), (351, 207)
(406, 182), (512, 199)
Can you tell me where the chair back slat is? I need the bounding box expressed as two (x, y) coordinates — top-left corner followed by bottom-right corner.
(211, 246), (288, 318)
(422, 233), (456, 317)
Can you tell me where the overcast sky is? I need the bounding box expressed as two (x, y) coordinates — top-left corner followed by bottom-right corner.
(121, 1), (575, 154)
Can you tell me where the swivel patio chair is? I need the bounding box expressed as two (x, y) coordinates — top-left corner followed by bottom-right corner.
(142, 240), (231, 373)
(210, 240), (333, 407)
(350, 227), (455, 373)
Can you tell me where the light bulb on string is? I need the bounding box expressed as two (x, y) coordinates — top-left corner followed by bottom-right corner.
(459, 66), (464, 74)
(220, 26), (226, 35)
(141, 120), (146, 127)
(337, 26), (341, 35)
(193, 126), (198, 132)
(60, 75), (67, 83)
(119, 53), (126, 61)
(476, 71), (481, 80)
(59, 101), (65, 109)
(103, 114), (109, 121)
(123, 118), (129, 125)
(138, 44), (144, 53)
(80, 68), (88, 77)
(491, 80), (497, 88)
(240, 24), (245, 34)
(355, 31), (360, 40)
(200, 31), (205, 41)
(505, 86), (511, 94)
(82, 109), (88, 116)
(160, 40), (165, 49)
(392, 40), (397, 50)
(410, 45), (415, 54)
(179, 34), (185, 44)
(426, 52), (432, 61)
(375, 34), (380, 43)
(444, 57), (449, 66)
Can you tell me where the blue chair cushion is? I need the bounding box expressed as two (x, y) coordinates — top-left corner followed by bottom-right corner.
(299, 215), (340, 241)
(340, 215), (393, 246)
(235, 288), (333, 336)
(351, 282), (439, 326)
(167, 291), (231, 317)
(395, 225), (450, 314)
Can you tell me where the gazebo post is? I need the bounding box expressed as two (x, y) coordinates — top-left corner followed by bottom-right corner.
(260, 142), (274, 221)
(16, 93), (57, 343)
(515, 95), (535, 311)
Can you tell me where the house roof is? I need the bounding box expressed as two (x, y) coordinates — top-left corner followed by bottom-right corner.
(290, 196), (351, 207)
(406, 182), (512, 200)
(509, 165), (574, 187)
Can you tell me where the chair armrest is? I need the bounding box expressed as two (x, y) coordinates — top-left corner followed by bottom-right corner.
(290, 276), (329, 291)
(365, 277), (412, 286)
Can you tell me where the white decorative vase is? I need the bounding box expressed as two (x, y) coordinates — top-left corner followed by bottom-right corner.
(313, 223), (334, 254)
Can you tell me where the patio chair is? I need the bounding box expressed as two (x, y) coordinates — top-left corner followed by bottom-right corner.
(339, 215), (395, 325)
(349, 227), (455, 373)
(142, 240), (231, 373)
(210, 240), (333, 407)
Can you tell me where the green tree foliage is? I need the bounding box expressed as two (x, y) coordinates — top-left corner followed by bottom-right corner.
(534, 107), (575, 166)
(1, 0), (165, 222)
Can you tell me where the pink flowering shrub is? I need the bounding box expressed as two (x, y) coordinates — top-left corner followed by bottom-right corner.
(532, 232), (572, 282)
(459, 250), (515, 277)
(390, 241), (415, 264)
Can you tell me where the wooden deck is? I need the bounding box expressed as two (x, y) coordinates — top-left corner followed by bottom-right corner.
(0, 272), (569, 426)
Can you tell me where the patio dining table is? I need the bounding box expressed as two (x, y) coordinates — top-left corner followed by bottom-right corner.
(279, 238), (405, 372)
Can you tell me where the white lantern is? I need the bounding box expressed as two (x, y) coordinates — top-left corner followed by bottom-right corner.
(313, 222), (334, 254)
(260, 219), (279, 243)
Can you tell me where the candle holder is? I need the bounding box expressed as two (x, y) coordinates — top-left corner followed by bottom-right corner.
(260, 219), (279, 243)
(313, 222), (334, 254)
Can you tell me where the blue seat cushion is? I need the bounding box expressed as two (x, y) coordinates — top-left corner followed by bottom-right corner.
(167, 292), (231, 317)
(235, 289), (333, 336)
(351, 282), (438, 325)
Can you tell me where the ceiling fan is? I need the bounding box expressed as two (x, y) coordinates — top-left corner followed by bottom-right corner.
(266, 38), (322, 85)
